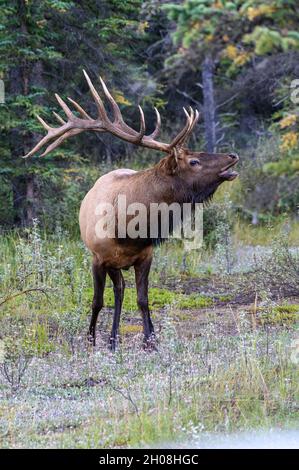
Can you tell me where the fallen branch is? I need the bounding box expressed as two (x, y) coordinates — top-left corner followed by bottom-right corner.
(0, 287), (51, 308)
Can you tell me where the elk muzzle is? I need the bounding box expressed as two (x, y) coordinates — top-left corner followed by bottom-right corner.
(219, 154), (239, 181)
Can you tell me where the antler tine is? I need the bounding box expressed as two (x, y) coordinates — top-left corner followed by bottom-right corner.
(99, 76), (122, 123)
(36, 114), (51, 131)
(179, 108), (200, 146)
(23, 115), (71, 158)
(168, 107), (192, 149)
(99, 75), (140, 137)
(137, 105), (146, 142)
(67, 97), (92, 120)
(40, 129), (84, 157)
(186, 106), (194, 128)
(98, 73), (148, 142)
(99, 74), (164, 143)
(83, 69), (108, 121)
(148, 107), (161, 139)
(189, 109), (200, 132)
(23, 133), (54, 158)
(185, 107), (195, 134)
(53, 111), (66, 125)
(55, 94), (74, 119)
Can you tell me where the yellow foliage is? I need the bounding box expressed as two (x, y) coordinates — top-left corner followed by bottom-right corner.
(225, 45), (238, 59)
(246, 5), (276, 21)
(279, 114), (297, 129)
(224, 45), (251, 66)
(234, 52), (251, 66)
(205, 34), (214, 42)
(190, 20), (202, 30)
(138, 21), (149, 34)
(213, 0), (223, 8)
(291, 159), (299, 171)
(279, 131), (298, 153)
(120, 324), (143, 335)
(112, 90), (131, 106)
(36, 20), (47, 28)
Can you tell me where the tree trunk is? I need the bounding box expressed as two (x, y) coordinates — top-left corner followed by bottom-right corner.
(26, 175), (37, 224)
(202, 55), (216, 153)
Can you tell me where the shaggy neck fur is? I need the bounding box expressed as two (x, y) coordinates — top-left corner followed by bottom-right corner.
(119, 155), (220, 247)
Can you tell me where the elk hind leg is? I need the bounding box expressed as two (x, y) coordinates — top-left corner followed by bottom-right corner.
(88, 258), (106, 346)
(108, 268), (125, 351)
(134, 257), (155, 348)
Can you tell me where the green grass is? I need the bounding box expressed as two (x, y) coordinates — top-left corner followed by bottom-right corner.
(0, 329), (297, 448)
(259, 304), (299, 326)
(100, 287), (213, 313)
(233, 219), (299, 246)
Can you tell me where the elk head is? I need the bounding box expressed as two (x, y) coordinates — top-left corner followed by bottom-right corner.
(166, 147), (239, 203)
(23, 70), (239, 192)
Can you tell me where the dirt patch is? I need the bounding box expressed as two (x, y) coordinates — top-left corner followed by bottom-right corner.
(117, 289), (299, 340)
(161, 274), (299, 306)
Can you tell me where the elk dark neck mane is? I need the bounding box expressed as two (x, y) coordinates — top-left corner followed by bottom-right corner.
(117, 155), (219, 248)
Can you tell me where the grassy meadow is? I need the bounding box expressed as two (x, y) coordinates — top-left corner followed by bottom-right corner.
(0, 215), (298, 448)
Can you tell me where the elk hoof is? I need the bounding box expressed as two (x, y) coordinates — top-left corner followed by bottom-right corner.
(109, 336), (120, 352)
(87, 332), (96, 347)
(143, 334), (157, 352)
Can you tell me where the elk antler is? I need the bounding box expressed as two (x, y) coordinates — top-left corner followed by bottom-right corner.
(23, 70), (199, 158)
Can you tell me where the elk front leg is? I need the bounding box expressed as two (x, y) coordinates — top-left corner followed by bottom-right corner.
(134, 257), (155, 347)
(88, 258), (106, 346)
(107, 268), (125, 351)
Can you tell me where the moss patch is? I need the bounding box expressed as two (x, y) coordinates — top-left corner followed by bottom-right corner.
(120, 324), (143, 335)
(103, 287), (213, 312)
(259, 304), (299, 326)
(176, 293), (213, 309)
(216, 294), (233, 302)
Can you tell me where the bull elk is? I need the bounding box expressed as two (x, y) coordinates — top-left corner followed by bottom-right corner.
(24, 70), (239, 350)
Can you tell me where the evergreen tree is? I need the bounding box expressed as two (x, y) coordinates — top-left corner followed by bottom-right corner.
(163, 0), (299, 154)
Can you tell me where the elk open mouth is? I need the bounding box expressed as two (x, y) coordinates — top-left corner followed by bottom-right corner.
(219, 159), (239, 181)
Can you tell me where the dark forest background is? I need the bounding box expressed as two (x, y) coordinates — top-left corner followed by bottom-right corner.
(1, 0), (298, 233)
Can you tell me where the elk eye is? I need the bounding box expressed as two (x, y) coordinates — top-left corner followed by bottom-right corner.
(189, 159), (200, 166)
